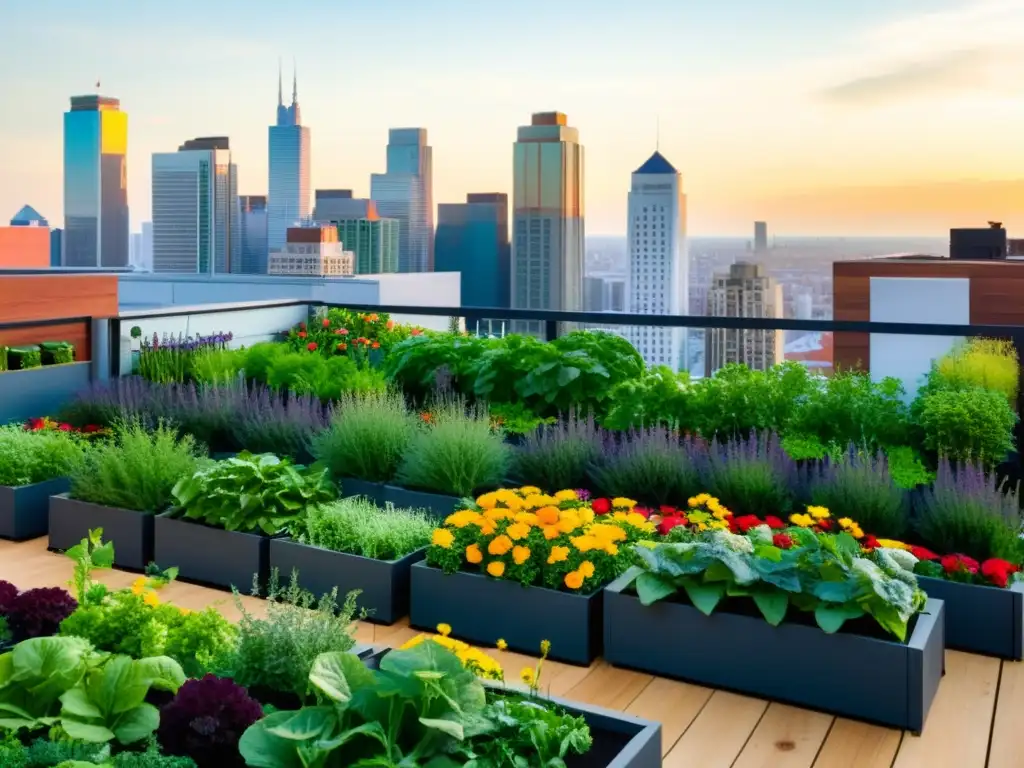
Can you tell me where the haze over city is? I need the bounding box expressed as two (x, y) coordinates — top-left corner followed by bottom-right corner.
(2, 0), (1023, 236)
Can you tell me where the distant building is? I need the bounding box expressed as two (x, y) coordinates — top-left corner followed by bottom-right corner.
(268, 67), (311, 252)
(10, 205), (48, 227)
(239, 196), (268, 274)
(63, 94), (129, 267)
(584, 276), (605, 311)
(1009, 238), (1024, 257)
(314, 193), (399, 275)
(50, 228), (63, 267)
(754, 221), (768, 252)
(705, 262), (784, 376)
(435, 193), (510, 309)
(370, 128), (433, 272)
(605, 277), (626, 312)
(268, 226), (354, 276)
(313, 189), (366, 220)
(950, 224), (1006, 261)
(0, 224), (49, 268)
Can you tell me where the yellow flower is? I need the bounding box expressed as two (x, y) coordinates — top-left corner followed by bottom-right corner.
(850, 525), (864, 539)
(876, 538), (910, 550)
(807, 505), (831, 520)
(131, 578), (147, 596)
(604, 543), (620, 556)
(432, 528), (455, 548)
(178, 606), (191, 615)
(142, 591), (160, 608)
(578, 560), (595, 578)
(477, 493), (498, 510)
(445, 510), (483, 528)
(838, 517), (854, 529)
(466, 544), (483, 564)
(506, 522), (531, 541)
(588, 523), (628, 543)
(488, 535), (513, 556)
(520, 667), (537, 688)
(571, 535), (598, 552)
(790, 513), (814, 528)
(519, 486), (542, 496)
(564, 570), (584, 590)
(524, 494), (557, 510)
(437, 623), (452, 636)
(540, 525), (562, 540)
(554, 489), (578, 501)
(536, 506), (560, 526)
(688, 493), (712, 508)
(479, 521), (497, 536)
(514, 511), (539, 525)
(487, 561), (506, 577)
(547, 546), (570, 564)
(497, 638), (508, 650)
(512, 545), (531, 565)
(557, 513), (582, 534)
(612, 497), (637, 509)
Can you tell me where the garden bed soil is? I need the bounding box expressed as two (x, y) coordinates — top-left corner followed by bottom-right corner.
(603, 568), (945, 733)
(917, 576), (1024, 659)
(0, 478), (70, 541)
(338, 478), (386, 505)
(154, 514), (269, 591)
(409, 561), (602, 665)
(269, 539), (425, 624)
(382, 485), (463, 520)
(48, 494), (154, 570)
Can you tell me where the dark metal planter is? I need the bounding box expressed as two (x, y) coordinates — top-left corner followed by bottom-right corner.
(269, 539), (425, 624)
(603, 569), (945, 734)
(338, 478), (386, 505)
(381, 485), (463, 520)
(917, 576), (1024, 659)
(48, 494), (154, 570)
(0, 362), (92, 426)
(362, 648), (660, 768)
(409, 561), (602, 665)
(0, 478), (69, 540)
(154, 514), (269, 592)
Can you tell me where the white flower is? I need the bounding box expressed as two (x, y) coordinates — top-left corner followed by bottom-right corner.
(713, 529), (754, 554)
(747, 525), (773, 547)
(880, 547), (918, 572)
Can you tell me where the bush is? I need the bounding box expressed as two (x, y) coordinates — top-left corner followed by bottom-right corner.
(887, 446), (935, 490)
(297, 497), (435, 560)
(691, 363), (813, 439)
(702, 433), (796, 517)
(601, 366), (695, 431)
(8, 345), (42, 370)
(0, 425), (86, 487)
(395, 398), (510, 497)
(914, 460), (1022, 563)
(311, 390), (417, 483)
(508, 412), (601, 493)
(933, 338), (1018, 407)
(228, 385), (331, 462)
(915, 386), (1017, 466)
(70, 420), (205, 512)
(157, 675), (262, 767)
(189, 347), (245, 385)
(241, 341), (288, 384)
(589, 427), (704, 509)
(806, 450), (909, 539)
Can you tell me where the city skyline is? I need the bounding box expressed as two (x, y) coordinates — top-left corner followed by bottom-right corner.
(3, 0), (1024, 236)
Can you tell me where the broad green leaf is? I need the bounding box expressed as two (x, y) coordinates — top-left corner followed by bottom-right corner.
(420, 716), (465, 740)
(812, 580), (855, 604)
(265, 706), (336, 740)
(133, 656), (185, 694)
(239, 714), (306, 768)
(682, 581), (726, 616)
(752, 591), (789, 626)
(111, 704), (160, 744)
(61, 719), (117, 743)
(814, 603), (864, 634)
(59, 687), (102, 719)
(634, 572), (676, 606)
(308, 653), (355, 706)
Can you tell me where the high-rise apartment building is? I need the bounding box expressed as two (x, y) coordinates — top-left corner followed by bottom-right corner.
(268, 68), (311, 252)
(268, 226), (354, 276)
(239, 196), (268, 274)
(626, 150), (687, 369)
(63, 94), (129, 267)
(370, 128), (433, 272)
(151, 137), (239, 274)
(754, 221), (768, 252)
(314, 191), (399, 274)
(511, 112), (584, 335)
(435, 193), (510, 309)
(50, 229), (63, 267)
(704, 262), (784, 376)
(0, 206), (49, 268)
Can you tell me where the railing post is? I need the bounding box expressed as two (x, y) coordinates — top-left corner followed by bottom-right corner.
(90, 317), (111, 383)
(544, 319), (558, 342)
(107, 317), (121, 378)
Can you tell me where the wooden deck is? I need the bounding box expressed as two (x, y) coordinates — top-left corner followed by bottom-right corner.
(1, 537), (1017, 767)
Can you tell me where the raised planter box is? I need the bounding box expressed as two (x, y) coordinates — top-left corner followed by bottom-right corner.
(48, 494), (154, 570)
(917, 576), (1024, 659)
(363, 648), (660, 768)
(338, 478), (386, 505)
(382, 485), (462, 520)
(0, 478), (69, 540)
(603, 569), (945, 734)
(409, 561), (602, 665)
(0, 362), (92, 426)
(154, 514), (269, 591)
(270, 539), (424, 624)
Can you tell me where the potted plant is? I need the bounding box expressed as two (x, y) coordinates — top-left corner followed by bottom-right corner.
(412, 487), (653, 665)
(7, 345), (41, 370)
(603, 525), (943, 733)
(39, 341), (75, 366)
(155, 452), (336, 590)
(49, 420), (204, 569)
(0, 424), (86, 540)
(271, 496), (435, 624)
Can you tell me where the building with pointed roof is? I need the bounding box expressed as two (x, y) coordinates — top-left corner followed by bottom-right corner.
(9, 205), (48, 227)
(268, 62), (311, 252)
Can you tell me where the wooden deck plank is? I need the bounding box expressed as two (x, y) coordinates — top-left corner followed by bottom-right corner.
(557, 660), (653, 711)
(625, 676), (714, 756)
(732, 703), (833, 768)
(812, 719), (902, 768)
(663, 691), (768, 768)
(986, 658), (1021, 768)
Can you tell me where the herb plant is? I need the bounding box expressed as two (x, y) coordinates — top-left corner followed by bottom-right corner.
(0, 426), (86, 487)
(702, 433), (796, 518)
(806, 450), (909, 539)
(297, 497), (435, 560)
(933, 338), (1019, 407)
(590, 427), (704, 509)
(602, 365), (695, 430)
(914, 386), (1016, 466)
(508, 412), (601, 493)
(691, 363), (813, 438)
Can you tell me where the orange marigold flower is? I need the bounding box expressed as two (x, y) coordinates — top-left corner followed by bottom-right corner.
(487, 561), (506, 577)
(512, 545), (531, 565)
(536, 506), (560, 525)
(488, 535), (513, 556)
(564, 570), (584, 590)
(466, 544), (483, 563)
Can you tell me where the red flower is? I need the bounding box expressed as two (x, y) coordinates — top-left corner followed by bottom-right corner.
(658, 516), (687, 535)
(371, 341), (380, 349)
(386, 320), (395, 330)
(337, 343), (347, 352)
(910, 546), (939, 561)
(307, 342), (318, 352)
(632, 506), (652, 519)
(764, 516), (786, 530)
(732, 515), (763, 533)
(981, 559), (1018, 588)
(591, 498), (611, 515)
(299, 322), (306, 330)
(817, 519), (833, 531)
(659, 505), (678, 516)
(82, 425), (101, 433)
(322, 318), (331, 328)
(57, 423), (71, 431)
(420, 412), (433, 423)
(941, 554), (980, 575)
(772, 533), (794, 549)
(411, 328), (423, 336)
(336, 328), (349, 335)
(298, 331), (307, 339)
(862, 535), (880, 550)
(25, 418), (45, 432)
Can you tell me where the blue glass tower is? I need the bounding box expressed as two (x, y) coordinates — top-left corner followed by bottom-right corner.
(370, 128), (433, 272)
(435, 194), (509, 309)
(267, 64), (310, 252)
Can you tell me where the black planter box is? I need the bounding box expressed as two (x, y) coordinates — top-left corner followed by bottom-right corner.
(48, 494), (154, 570)
(382, 485), (462, 520)
(409, 561), (602, 665)
(338, 478), (386, 505)
(154, 515), (269, 591)
(363, 648), (660, 768)
(917, 576), (1024, 659)
(603, 569), (945, 734)
(0, 478), (70, 541)
(269, 539), (424, 624)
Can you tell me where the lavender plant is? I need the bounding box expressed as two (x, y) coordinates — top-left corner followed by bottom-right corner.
(137, 331), (234, 383)
(702, 432), (797, 517)
(508, 411), (601, 492)
(228, 384), (331, 462)
(805, 448), (909, 539)
(589, 426), (705, 508)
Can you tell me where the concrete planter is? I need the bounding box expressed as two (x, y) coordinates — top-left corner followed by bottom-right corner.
(409, 561), (602, 665)
(269, 539), (425, 624)
(338, 478), (386, 505)
(154, 514), (269, 591)
(0, 362), (92, 426)
(48, 494), (154, 570)
(603, 568), (945, 734)
(0, 478), (70, 540)
(382, 485), (462, 520)
(917, 576), (1024, 659)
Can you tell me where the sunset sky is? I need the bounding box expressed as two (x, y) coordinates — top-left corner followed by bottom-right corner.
(2, 0), (1023, 236)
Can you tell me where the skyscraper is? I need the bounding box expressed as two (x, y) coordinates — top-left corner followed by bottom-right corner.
(370, 128), (433, 272)
(239, 195), (268, 274)
(268, 65), (311, 252)
(511, 112), (584, 335)
(435, 193), (510, 309)
(627, 150), (688, 369)
(705, 262), (784, 376)
(754, 221), (768, 252)
(151, 137), (239, 274)
(63, 94), (129, 267)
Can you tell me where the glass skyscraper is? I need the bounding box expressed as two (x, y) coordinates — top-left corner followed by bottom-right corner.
(511, 112), (584, 334)
(268, 68), (311, 252)
(63, 95), (129, 267)
(370, 128), (433, 272)
(435, 193), (510, 309)
(239, 195), (268, 275)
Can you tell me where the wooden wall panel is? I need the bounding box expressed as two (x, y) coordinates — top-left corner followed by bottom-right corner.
(0, 275), (118, 324)
(833, 268), (870, 371)
(0, 322), (91, 362)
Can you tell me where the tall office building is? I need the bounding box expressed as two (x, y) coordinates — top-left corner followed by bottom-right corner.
(435, 193), (510, 309)
(704, 262), (784, 377)
(370, 128), (433, 272)
(511, 112), (584, 335)
(151, 137), (239, 274)
(268, 66), (311, 251)
(239, 196), (268, 274)
(268, 226), (354, 276)
(626, 151), (688, 369)
(314, 190), (398, 274)
(50, 229), (63, 267)
(754, 221), (768, 252)
(63, 95), (129, 267)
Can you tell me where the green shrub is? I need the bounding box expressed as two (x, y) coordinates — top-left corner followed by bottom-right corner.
(311, 390), (417, 483)
(242, 342), (288, 384)
(384, 333), (491, 398)
(691, 363), (813, 439)
(395, 398), (510, 497)
(702, 433), (796, 517)
(915, 386), (1017, 466)
(806, 450), (909, 539)
(297, 497), (434, 560)
(887, 446), (935, 490)
(40, 341), (75, 365)
(602, 366), (695, 431)
(0, 425), (86, 487)
(70, 420), (205, 512)
(489, 401), (555, 435)
(589, 427), (703, 509)
(509, 413), (601, 493)
(189, 347), (244, 385)
(934, 338), (1018, 407)
(8, 345), (42, 370)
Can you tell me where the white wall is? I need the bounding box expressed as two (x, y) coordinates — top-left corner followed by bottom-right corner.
(372, 272), (461, 331)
